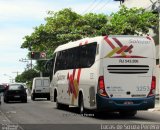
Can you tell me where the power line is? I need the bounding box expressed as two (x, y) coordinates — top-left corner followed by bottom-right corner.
(12, 72), (21, 77)
(82, 0), (104, 14)
(97, 0), (112, 12)
(82, 0), (98, 14)
(82, 0), (114, 14)
(89, 0), (105, 13)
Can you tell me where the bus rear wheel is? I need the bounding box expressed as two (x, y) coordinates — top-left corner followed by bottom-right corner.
(79, 94), (84, 114)
(119, 110), (137, 117)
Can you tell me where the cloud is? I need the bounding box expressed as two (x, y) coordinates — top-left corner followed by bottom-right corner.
(0, 0), (56, 22)
(0, 26), (32, 83)
(0, 0), (81, 22)
(0, 0), (120, 23)
(0, 26), (32, 58)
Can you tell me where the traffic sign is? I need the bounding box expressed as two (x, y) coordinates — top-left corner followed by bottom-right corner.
(30, 52), (47, 60)
(40, 52), (46, 58)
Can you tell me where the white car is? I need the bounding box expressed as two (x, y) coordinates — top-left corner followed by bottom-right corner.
(31, 77), (50, 101)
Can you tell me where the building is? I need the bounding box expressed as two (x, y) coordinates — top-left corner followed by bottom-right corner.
(115, 0), (160, 104)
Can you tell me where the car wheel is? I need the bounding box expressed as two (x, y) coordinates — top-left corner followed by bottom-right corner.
(4, 98), (8, 103)
(31, 94), (35, 101)
(22, 98), (27, 103)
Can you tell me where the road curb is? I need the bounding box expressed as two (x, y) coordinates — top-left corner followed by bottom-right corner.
(148, 107), (160, 112)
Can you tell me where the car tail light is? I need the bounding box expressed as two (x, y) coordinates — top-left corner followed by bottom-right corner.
(98, 76), (108, 97)
(6, 85), (9, 90)
(148, 76), (156, 97)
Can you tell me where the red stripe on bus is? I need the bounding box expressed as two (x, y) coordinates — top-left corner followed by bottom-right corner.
(124, 45), (133, 53)
(77, 69), (81, 85)
(73, 69), (76, 79)
(111, 56), (146, 58)
(112, 38), (123, 47)
(116, 46), (128, 54)
(104, 36), (115, 49)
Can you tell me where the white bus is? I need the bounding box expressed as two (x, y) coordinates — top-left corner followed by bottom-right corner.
(50, 35), (156, 116)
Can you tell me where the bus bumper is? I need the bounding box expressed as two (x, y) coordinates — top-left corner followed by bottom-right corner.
(96, 94), (155, 111)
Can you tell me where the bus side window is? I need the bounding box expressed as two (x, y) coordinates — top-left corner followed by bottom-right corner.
(54, 42), (97, 72)
(55, 52), (61, 73)
(66, 49), (72, 69)
(55, 50), (68, 72)
(79, 46), (88, 68)
(45, 53), (56, 80)
(79, 43), (97, 68)
(67, 47), (79, 69)
(87, 43), (97, 66)
(74, 47), (80, 68)
(62, 50), (67, 70)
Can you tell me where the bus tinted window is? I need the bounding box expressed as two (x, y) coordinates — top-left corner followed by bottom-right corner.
(55, 42), (97, 72)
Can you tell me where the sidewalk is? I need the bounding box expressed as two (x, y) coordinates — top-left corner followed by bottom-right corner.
(153, 104), (160, 111)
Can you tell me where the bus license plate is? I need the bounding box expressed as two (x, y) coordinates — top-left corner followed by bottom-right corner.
(124, 101), (133, 105)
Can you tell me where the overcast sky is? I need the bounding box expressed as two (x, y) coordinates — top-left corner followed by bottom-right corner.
(0, 0), (120, 83)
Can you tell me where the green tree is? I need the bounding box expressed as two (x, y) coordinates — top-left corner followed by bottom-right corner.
(21, 7), (157, 53)
(108, 6), (158, 35)
(15, 69), (39, 88)
(20, 6), (157, 75)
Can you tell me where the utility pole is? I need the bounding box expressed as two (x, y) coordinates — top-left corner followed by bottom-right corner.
(12, 71), (21, 77)
(31, 58), (32, 69)
(157, 0), (160, 106)
(29, 42), (33, 70)
(3, 74), (14, 83)
(19, 58), (33, 70)
(158, 0), (160, 53)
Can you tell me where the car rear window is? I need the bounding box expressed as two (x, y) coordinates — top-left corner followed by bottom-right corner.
(9, 84), (24, 90)
(43, 79), (50, 87)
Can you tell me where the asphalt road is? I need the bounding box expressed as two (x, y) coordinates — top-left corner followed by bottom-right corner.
(0, 96), (160, 130)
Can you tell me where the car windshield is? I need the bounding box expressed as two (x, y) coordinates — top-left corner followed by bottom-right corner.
(9, 84), (24, 90)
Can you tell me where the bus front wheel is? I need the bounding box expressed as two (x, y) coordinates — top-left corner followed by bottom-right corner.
(56, 98), (62, 109)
